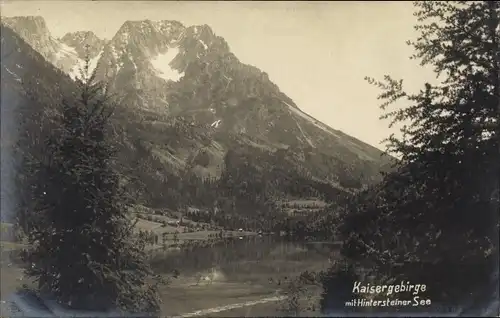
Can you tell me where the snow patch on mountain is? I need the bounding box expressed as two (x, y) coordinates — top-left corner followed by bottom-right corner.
(110, 46), (119, 61)
(151, 47), (183, 82)
(107, 46), (124, 73)
(284, 101), (340, 138)
(211, 119), (222, 128)
(292, 117), (315, 148)
(68, 51), (103, 80)
(199, 39), (208, 50)
(55, 43), (77, 60)
(88, 51), (103, 74)
(3, 66), (22, 82)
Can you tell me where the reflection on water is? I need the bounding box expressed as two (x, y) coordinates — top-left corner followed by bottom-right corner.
(150, 236), (338, 284)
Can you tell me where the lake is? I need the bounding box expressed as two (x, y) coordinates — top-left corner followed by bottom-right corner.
(150, 236), (339, 316)
(0, 236), (339, 317)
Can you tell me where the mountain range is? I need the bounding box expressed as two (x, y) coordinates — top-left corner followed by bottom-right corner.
(1, 16), (392, 214)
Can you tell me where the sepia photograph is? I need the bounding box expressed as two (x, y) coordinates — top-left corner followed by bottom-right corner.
(0, 1), (499, 317)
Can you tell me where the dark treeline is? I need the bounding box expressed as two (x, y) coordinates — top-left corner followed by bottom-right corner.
(184, 207), (331, 240)
(319, 1), (499, 316)
(141, 147), (349, 208)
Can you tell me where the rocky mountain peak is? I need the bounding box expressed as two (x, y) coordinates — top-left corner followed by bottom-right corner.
(2, 15), (49, 36)
(111, 20), (184, 48)
(1, 16), (58, 55)
(2, 16), (392, 193)
(60, 31), (107, 59)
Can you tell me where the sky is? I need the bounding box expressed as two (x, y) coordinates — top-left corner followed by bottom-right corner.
(1, 0), (437, 150)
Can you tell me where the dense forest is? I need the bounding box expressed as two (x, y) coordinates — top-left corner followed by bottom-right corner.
(133, 145), (350, 211)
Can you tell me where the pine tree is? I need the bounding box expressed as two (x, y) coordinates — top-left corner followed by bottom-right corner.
(24, 47), (161, 314)
(336, 1), (499, 312)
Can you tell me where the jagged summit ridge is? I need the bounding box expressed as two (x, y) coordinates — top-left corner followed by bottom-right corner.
(87, 18), (233, 112)
(2, 15), (392, 192)
(60, 31), (107, 59)
(1, 16), (230, 89)
(108, 19), (218, 58)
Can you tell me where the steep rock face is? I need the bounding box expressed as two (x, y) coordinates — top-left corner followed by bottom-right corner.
(60, 31), (107, 59)
(2, 16), (81, 75)
(2, 16), (393, 208)
(2, 16), (59, 59)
